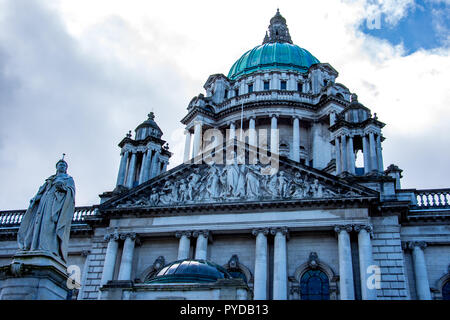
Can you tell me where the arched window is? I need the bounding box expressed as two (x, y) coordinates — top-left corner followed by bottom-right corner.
(300, 269), (330, 300)
(443, 280), (450, 300)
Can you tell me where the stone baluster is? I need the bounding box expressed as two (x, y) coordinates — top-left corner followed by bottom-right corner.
(271, 227), (288, 300)
(118, 233), (137, 281)
(176, 231), (192, 260)
(252, 228), (269, 300)
(334, 225), (355, 300)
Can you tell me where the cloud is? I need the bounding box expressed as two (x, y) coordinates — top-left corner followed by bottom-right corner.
(0, 0), (449, 209)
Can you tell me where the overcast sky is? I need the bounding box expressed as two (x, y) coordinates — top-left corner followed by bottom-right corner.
(0, 0), (449, 209)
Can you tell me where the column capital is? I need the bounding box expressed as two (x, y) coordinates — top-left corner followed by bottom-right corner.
(270, 227), (289, 237)
(104, 230), (120, 242)
(407, 241), (427, 250)
(252, 228), (270, 237)
(227, 120), (236, 126)
(270, 113), (279, 119)
(334, 225), (353, 234)
(119, 232), (137, 241)
(192, 230), (210, 238)
(292, 115), (301, 120)
(248, 115), (256, 121)
(175, 231), (192, 239)
(354, 224), (373, 239)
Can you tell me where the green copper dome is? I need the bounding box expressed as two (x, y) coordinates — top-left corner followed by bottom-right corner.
(227, 42), (320, 80)
(227, 9), (320, 80)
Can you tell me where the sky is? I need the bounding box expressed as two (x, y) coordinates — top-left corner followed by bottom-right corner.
(0, 0), (449, 209)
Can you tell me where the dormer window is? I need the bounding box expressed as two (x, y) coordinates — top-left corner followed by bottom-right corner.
(323, 79), (328, 86)
(297, 82), (303, 92)
(235, 88), (239, 97)
(264, 81), (270, 90)
(224, 89), (229, 99)
(248, 83), (253, 93)
(280, 80), (287, 90)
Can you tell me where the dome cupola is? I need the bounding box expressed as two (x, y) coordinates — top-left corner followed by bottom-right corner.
(135, 112), (163, 140)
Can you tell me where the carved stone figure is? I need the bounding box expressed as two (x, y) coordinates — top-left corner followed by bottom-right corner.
(267, 173), (279, 197)
(246, 165), (260, 199)
(278, 172), (289, 198)
(311, 179), (323, 198)
(17, 156), (75, 263)
(223, 161), (239, 197)
(149, 190), (160, 205)
(186, 169), (201, 201)
(178, 179), (188, 202)
(235, 165), (247, 198)
(206, 165), (221, 199)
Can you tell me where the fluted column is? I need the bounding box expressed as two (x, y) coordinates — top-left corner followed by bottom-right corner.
(252, 228), (269, 300)
(116, 150), (129, 186)
(271, 227), (288, 300)
(369, 132), (377, 172)
(100, 231), (119, 286)
(362, 135), (370, 174)
(335, 137), (341, 174)
(409, 241), (431, 300)
(292, 117), (300, 162)
(334, 225), (355, 300)
(270, 114), (279, 155)
(183, 129), (191, 163)
(193, 230), (209, 260)
(192, 120), (203, 160)
(341, 136), (347, 172)
(176, 231), (192, 260)
(355, 225), (377, 300)
(138, 152), (147, 185)
(348, 135), (355, 174)
(376, 134), (384, 173)
(150, 151), (159, 179)
(118, 233), (137, 281)
(143, 149), (153, 181)
(126, 151), (137, 188)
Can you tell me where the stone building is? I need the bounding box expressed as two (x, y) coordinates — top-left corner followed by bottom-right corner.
(0, 10), (449, 300)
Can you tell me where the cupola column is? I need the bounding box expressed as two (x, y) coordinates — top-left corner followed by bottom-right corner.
(183, 129), (192, 163)
(118, 233), (137, 281)
(192, 121), (203, 160)
(347, 135), (356, 174)
(362, 135), (370, 174)
(126, 151), (137, 188)
(292, 116), (300, 162)
(270, 115), (279, 155)
(138, 152), (147, 185)
(376, 134), (384, 172)
(252, 228), (269, 300)
(116, 150), (129, 187)
(271, 227), (288, 300)
(341, 136), (348, 173)
(335, 137), (342, 174)
(143, 149), (153, 181)
(335, 225), (355, 300)
(150, 151), (160, 179)
(369, 132), (377, 172)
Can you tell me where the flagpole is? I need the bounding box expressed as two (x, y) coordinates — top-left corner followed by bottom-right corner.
(240, 101), (244, 141)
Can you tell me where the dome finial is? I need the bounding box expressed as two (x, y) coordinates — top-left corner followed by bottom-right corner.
(263, 9), (293, 44)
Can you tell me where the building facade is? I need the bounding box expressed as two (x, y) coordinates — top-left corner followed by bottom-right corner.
(0, 10), (449, 300)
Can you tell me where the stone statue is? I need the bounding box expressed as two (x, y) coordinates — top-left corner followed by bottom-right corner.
(206, 165), (221, 199)
(245, 165), (260, 199)
(17, 156), (75, 263)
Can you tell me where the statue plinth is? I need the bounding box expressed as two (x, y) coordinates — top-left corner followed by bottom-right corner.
(0, 251), (71, 300)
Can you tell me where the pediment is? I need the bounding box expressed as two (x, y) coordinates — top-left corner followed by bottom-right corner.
(100, 141), (378, 212)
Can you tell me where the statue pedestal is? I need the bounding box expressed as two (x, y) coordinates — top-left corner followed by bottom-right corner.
(0, 251), (70, 300)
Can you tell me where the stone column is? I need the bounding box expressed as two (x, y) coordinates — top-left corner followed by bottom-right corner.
(193, 230), (209, 260)
(341, 136), (347, 172)
(176, 231), (192, 260)
(409, 241), (431, 300)
(292, 116), (300, 162)
(229, 121), (236, 141)
(183, 129), (191, 163)
(125, 151), (137, 188)
(335, 137), (341, 175)
(192, 120), (203, 159)
(116, 150), (129, 186)
(100, 231), (119, 286)
(138, 152), (147, 185)
(77, 250), (91, 300)
(355, 225), (377, 300)
(271, 227), (288, 300)
(347, 135), (356, 174)
(252, 228), (269, 300)
(334, 225), (355, 300)
(270, 114), (279, 155)
(376, 134), (384, 173)
(117, 233), (137, 281)
(330, 112), (336, 126)
(249, 117), (257, 147)
(143, 149), (153, 182)
(369, 132), (377, 172)
(150, 151), (159, 179)
(362, 135), (370, 174)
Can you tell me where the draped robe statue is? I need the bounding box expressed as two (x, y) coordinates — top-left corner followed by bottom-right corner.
(17, 158), (75, 263)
